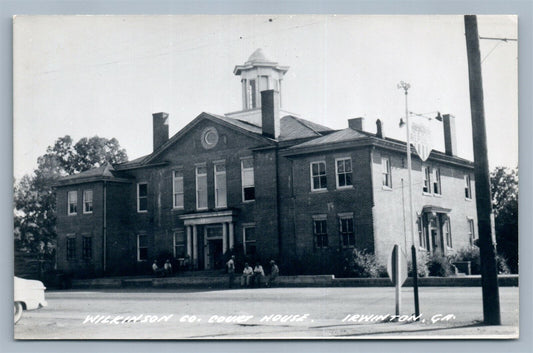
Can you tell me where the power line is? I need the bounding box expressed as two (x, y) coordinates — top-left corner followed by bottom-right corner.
(479, 36), (517, 42)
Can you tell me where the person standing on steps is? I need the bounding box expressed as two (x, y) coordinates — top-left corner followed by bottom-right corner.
(226, 255), (236, 288)
(267, 260), (279, 287)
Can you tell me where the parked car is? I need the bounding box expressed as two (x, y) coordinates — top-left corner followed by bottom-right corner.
(14, 276), (47, 323)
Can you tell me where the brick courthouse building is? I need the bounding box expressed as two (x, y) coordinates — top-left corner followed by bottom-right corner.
(54, 50), (478, 276)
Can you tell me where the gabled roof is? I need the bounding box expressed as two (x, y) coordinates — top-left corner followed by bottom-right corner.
(60, 163), (116, 181)
(139, 112), (275, 165)
(287, 128), (368, 148)
(53, 163), (132, 186)
(283, 126), (474, 169)
(278, 116), (333, 141)
(116, 113), (333, 170)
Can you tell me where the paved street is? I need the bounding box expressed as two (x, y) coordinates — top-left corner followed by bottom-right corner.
(14, 286), (519, 339)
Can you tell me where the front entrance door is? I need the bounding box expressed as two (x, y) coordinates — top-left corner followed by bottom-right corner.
(429, 215), (443, 254)
(208, 239), (223, 270)
(204, 225), (224, 270)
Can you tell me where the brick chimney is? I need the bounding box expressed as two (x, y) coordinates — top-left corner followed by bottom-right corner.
(442, 114), (457, 156)
(376, 119), (385, 138)
(348, 117), (364, 131)
(153, 112), (169, 151)
(260, 89), (280, 139)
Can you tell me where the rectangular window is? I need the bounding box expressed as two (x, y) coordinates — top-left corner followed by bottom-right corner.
(196, 165), (208, 210)
(66, 237), (76, 260)
(443, 217), (452, 248)
(313, 218), (328, 248)
(82, 236), (92, 260)
(137, 183), (148, 212)
(336, 158), (353, 189)
(173, 230), (186, 258)
(423, 166), (431, 193)
(214, 163), (227, 208)
(68, 191), (77, 215)
(465, 174), (472, 199)
(83, 190), (93, 214)
(311, 161), (327, 191)
(172, 170), (184, 209)
(241, 158), (255, 201)
(468, 218), (476, 246)
(339, 216), (355, 247)
(432, 168), (441, 195)
(418, 216), (429, 250)
(382, 157), (392, 188)
(137, 234), (148, 261)
(243, 226), (256, 256)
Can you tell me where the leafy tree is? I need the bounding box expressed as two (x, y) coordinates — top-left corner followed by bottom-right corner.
(490, 166), (518, 273)
(14, 135), (128, 257)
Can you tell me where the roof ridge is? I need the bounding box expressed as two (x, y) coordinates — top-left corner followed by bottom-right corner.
(289, 116), (321, 135)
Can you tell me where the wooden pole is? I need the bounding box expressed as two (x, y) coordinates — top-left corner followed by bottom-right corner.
(464, 14), (501, 325)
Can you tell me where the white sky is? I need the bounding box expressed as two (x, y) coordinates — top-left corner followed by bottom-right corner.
(13, 15), (518, 180)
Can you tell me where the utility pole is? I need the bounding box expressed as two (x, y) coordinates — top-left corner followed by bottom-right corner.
(464, 15), (501, 325)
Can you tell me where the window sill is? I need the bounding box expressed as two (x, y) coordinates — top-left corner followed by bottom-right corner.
(214, 206), (228, 210)
(196, 208), (208, 211)
(422, 192), (432, 196)
(83, 211), (93, 215)
(433, 194), (442, 198)
(310, 189), (328, 194)
(465, 198), (473, 202)
(381, 186), (393, 191)
(67, 213), (77, 216)
(336, 186), (354, 191)
(137, 259), (147, 262)
(242, 200), (255, 203)
(137, 210), (148, 214)
(172, 207), (185, 211)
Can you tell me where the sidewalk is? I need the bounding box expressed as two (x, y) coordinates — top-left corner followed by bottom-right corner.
(70, 273), (519, 289)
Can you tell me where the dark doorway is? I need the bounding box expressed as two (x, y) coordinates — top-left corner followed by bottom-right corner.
(208, 239), (223, 270)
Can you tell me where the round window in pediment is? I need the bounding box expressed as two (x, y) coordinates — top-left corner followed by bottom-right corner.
(201, 126), (219, 149)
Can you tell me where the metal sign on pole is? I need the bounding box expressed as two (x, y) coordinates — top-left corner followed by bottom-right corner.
(387, 244), (408, 318)
(410, 118), (433, 162)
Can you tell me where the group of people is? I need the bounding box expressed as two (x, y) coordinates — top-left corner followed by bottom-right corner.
(152, 259), (173, 277)
(226, 256), (279, 289)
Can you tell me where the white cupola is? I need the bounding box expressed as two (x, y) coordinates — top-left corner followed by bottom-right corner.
(233, 48), (289, 110)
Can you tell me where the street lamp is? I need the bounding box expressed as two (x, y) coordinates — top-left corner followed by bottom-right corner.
(397, 81), (420, 318)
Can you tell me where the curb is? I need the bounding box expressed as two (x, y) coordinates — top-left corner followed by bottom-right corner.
(71, 274), (518, 290)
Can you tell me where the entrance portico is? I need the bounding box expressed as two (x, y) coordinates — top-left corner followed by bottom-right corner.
(419, 205), (452, 255)
(179, 210), (238, 270)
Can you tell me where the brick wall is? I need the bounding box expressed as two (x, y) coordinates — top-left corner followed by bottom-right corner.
(371, 147), (478, 264)
(55, 182), (104, 277)
(116, 119), (275, 270)
(281, 146), (375, 272)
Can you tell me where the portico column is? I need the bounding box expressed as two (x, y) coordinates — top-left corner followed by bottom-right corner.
(229, 222), (234, 250)
(186, 226), (192, 259)
(192, 225), (198, 269)
(222, 223), (228, 254)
